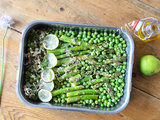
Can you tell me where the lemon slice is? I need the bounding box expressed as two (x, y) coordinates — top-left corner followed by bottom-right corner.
(44, 53), (57, 68)
(41, 68), (55, 82)
(43, 34), (59, 50)
(38, 89), (52, 102)
(40, 79), (54, 91)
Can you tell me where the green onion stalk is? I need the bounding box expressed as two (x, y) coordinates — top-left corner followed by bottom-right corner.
(0, 15), (15, 103)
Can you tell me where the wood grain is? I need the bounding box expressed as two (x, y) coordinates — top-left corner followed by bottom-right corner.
(0, 88), (160, 120)
(0, 0), (160, 119)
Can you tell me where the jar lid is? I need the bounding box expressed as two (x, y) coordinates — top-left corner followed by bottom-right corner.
(132, 20), (143, 31)
(132, 20), (139, 30)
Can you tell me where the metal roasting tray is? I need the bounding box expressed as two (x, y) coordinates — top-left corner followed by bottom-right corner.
(16, 20), (134, 114)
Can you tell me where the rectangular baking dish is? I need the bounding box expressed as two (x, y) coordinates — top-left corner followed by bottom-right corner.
(16, 20), (134, 114)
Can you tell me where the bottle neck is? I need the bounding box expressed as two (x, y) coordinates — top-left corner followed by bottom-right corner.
(143, 21), (160, 37)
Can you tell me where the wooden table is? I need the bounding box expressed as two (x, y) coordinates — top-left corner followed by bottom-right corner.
(0, 0), (160, 119)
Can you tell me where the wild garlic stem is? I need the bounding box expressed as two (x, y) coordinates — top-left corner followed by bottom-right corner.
(0, 26), (8, 101)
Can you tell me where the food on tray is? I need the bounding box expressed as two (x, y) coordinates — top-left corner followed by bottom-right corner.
(24, 27), (127, 107)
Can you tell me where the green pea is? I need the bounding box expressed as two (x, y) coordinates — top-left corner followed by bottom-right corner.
(111, 103), (114, 107)
(81, 67), (85, 70)
(103, 60), (106, 63)
(104, 44), (108, 48)
(109, 37), (112, 41)
(83, 82), (87, 86)
(118, 79), (123, 83)
(98, 99), (101, 102)
(112, 54), (117, 58)
(112, 99), (116, 103)
(101, 93), (105, 96)
(103, 90), (106, 94)
(95, 100), (98, 104)
(109, 53), (113, 57)
(123, 53), (127, 57)
(117, 93), (122, 98)
(85, 99), (89, 104)
(104, 37), (108, 41)
(102, 51), (106, 55)
(62, 85), (66, 88)
(97, 39), (101, 43)
(94, 31), (98, 35)
(89, 99), (93, 104)
(93, 34), (96, 38)
(83, 101), (86, 105)
(112, 33), (115, 37)
(67, 83), (71, 87)
(87, 31), (91, 35)
(93, 40), (97, 44)
(122, 40), (126, 44)
(117, 35), (120, 38)
(89, 40), (93, 44)
(104, 32), (108, 36)
(115, 80), (119, 85)
(99, 87), (104, 92)
(84, 38), (89, 42)
(123, 61), (127, 65)
(81, 61), (85, 65)
(123, 44), (127, 48)
(121, 70), (125, 73)
(107, 94), (111, 98)
(102, 96), (107, 100)
(96, 51), (101, 55)
(96, 75), (100, 79)
(114, 88), (117, 91)
(101, 103), (104, 107)
(61, 94), (66, 99)
(111, 79), (115, 82)
(115, 85), (118, 88)
(104, 102), (107, 107)
(115, 39), (119, 43)
(109, 70), (113, 74)
(77, 34), (82, 38)
(97, 34), (101, 38)
(118, 87), (122, 90)
(91, 103), (95, 106)
(91, 52), (96, 56)
(121, 82), (125, 87)
(119, 38), (123, 41)
(100, 68), (104, 71)
(116, 68), (121, 72)
(118, 43), (122, 47)
(100, 37), (103, 41)
(98, 59), (102, 62)
(99, 95), (102, 99)
(61, 99), (65, 103)
(100, 32), (104, 36)
(85, 85), (89, 89)
(111, 82), (115, 86)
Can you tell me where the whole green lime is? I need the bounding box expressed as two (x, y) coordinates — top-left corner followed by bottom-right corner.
(139, 55), (160, 76)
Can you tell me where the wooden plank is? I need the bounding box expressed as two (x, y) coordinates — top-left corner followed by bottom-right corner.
(0, 0), (160, 119)
(125, 0), (160, 16)
(140, 0), (160, 10)
(0, 87), (160, 120)
(0, 0), (159, 31)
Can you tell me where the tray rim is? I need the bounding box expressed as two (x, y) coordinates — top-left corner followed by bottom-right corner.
(16, 20), (134, 114)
